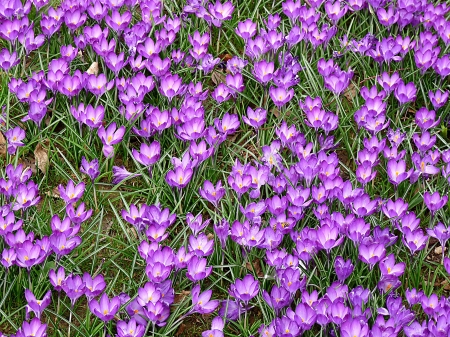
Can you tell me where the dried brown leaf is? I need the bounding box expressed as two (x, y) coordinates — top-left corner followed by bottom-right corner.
(245, 258), (263, 277)
(174, 290), (191, 304)
(34, 139), (50, 174)
(271, 108), (280, 118)
(211, 70), (226, 86)
(44, 186), (60, 198)
(86, 62), (99, 75)
(175, 324), (187, 336)
(343, 82), (357, 102)
(17, 157), (37, 174)
(0, 131), (6, 157)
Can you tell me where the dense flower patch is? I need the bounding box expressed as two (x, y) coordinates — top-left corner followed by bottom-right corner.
(1, 0), (450, 336)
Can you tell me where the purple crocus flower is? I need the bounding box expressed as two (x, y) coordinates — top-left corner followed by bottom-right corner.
(17, 318), (47, 337)
(160, 73), (184, 101)
(253, 60), (274, 85)
(325, 1), (348, 24)
(317, 224), (344, 253)
(97, 122), (126, 158)
(229, 274), (259, 304)
(340, 318), (369, 337)
(58, 180), (85, 205)
(429, 89), (448, 110)
(80, 157), (100, 182)
(427, 223), (450, 255)
(235, 19), (257, 40)
(0, 48), (19, 71)
(89, 293), (121, 322)
(387, 159), (412, 186)
(83, 273), (106, 301)
(1, 248), (16, 268)
(49, 267), (65, 292)
(166, 166), (193, 189)
(64, 9), (87, 31)
(379, 254), (405, 277)
(104, 51), (127, 74)
(215, 113), (240, 135)
(402, 228), (428, 254)
(112, 166), (141, 185)
(269, 86), (294, 108)
(62, 274), (86, 307)
(24, 289), (51, 320)
(394, 81), (417, 104)
(377, 6), (398, 26)
(105, 10), (131, 31)
(209, 1), (234, 27)
(415, 108), (440, 130)
(334, 256), (354, 282)
(117, 318), (145, 337)
(191, 284), (219, 314)
(358, 243), (386, 268)
(213, 220), (229, 249)
(4, 126), (25, 154)
(186, 256), (212, 282)
(423, 191), (448, 216)
(132, 141), (161, 173)
(199, 180), (225, 207)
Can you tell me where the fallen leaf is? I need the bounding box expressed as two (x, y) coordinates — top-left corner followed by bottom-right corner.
(128, 227), (138, 239)
(44, 186), (60, 198)
(435, 246), (446, 255)
(245, 258), (263, 277)
(207, 233), (214, 240)
(86, 62), (99, 75)
(441, 280), (450, 291)
(0, 131), (6, 157)
(343, 82), (357, 102)
(219, 53), (233, 62)
(34, 139), (50, 174)
(174, 290), (191, 304)
(271, 107), (280, 118)
(17, 156), (37, 174)
(175, 324), (187, 336)
(211, 70), (226, 85)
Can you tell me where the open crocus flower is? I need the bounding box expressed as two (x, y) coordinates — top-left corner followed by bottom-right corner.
(58, 180), (85, 205)
(89, 293), (121, 322)
(191, 284), (219, 314)
(24, 289), (51, 320)
(97, 122), (126, 158)
(5, 126), (25, 154)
